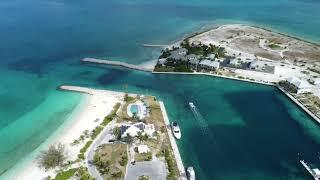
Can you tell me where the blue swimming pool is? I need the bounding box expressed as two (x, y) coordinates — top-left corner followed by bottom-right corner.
(130, 104), (139, 114)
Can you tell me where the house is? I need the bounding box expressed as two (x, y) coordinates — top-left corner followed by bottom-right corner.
(189, 59), (200, 69)
(229, 59), (241, 66)
(168, 53), (186, 62)
(208, 54), (216, 60)
(186, 54), (198, 61)
(313, 78), (320, 85)
(199, 60), (220, 71)
(287, 77), (312, 94)
(158, 58), (167, 65)
(172, 48), (188, 56)
(120, 122), (155, 138)
(137, 145), (150, 154)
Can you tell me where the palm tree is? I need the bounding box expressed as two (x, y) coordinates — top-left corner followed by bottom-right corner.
(113, 126), (121, 140)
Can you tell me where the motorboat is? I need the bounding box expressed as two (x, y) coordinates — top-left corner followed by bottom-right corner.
(171, 122), (181, 139)
(186, 166), (196, 180)
(189, 102), (195, 109)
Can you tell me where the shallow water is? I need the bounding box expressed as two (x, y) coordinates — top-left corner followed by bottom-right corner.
(1, 0), (320, 179)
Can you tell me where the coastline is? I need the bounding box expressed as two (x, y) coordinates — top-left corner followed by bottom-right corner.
(5, 88), (124, 180)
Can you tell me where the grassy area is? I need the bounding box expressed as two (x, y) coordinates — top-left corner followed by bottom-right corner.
(118, 96), (138, 123)
(93, 143), (128, 180)
(154, 65), (175, 72)
(54, 168), (77, 180)
(101, 103), (121, 126)
(80, 140), (93, 154)
(54, 166), (93, 180)
(268, 43), (283, 50)
(135, 152), (152, 162)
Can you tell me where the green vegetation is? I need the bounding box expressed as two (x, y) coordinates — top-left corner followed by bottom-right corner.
(113, 126), (121, 140)
(181, 40), (226, 58)
(80, 141), (93, 154)
(135, 152), (152, 162)
(279, 80), (297, 93)
(268, 43), (282, 49)
(164, 148), (179, 180)
(54, 168), (77, 180)
(124, 94), (135, 103)
(119, 155), (128, 166)
(37, 143), (67, 171)
(308, 68), (320, 74)
(93, 144), (127, 179)
(101, 103), (121, 126)
(153, 65), (175, 72)
(90, 126), (103, 140)
(139, 175), (150, 180)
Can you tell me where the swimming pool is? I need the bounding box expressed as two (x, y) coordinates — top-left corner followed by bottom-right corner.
(130, 104), (139, 114)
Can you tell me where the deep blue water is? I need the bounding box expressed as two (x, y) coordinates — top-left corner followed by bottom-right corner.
(0, 0), (320, 179)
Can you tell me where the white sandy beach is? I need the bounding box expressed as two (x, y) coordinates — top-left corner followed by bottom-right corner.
(10, 87), (124, 180)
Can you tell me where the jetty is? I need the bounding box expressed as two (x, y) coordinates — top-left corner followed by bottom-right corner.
(159, 101), (187, 180)
(300, 160), (320, 180)
(81, 58), (153, 72)
(142, 44), (169, 47)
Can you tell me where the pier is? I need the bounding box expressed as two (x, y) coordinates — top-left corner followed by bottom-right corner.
(81, 58), (153, 72)
(300, 160), (320, 180)
(159, 101), (187, 180)
(142, 44), (169, 47)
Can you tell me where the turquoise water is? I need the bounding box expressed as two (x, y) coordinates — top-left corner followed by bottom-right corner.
(130, 104), (139, 114)
(0, 0), (320, 179)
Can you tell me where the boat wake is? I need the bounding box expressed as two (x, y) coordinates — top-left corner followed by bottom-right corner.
(188, 102), (219, 146)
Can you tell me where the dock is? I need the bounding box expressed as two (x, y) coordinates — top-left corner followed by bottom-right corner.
(300, 160), (320, 180)
(142, 44), (169, 47)
(159, 101), (187, 180)
(81, 58), (153, 72)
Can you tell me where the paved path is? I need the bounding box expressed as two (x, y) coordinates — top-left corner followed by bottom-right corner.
(125, 160), (167, 180)
(86, 122), (116, 180)
(159, 101), (187, 180)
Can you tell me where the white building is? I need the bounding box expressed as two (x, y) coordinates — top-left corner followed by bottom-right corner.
(199, 60), (220, 71)
(313, 78), (320, 85)
(121, 122), (155, 138)
(229, 59), (241, 66)
(137, 145), (150, 154)
(287, 77), (312, 94)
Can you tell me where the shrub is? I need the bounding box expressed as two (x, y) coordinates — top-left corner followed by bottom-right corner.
(91, 126), (103, 140)
(37, 143), (67, 171)
(119, 155), (128, 166)
(111, 170), (122, 178)
(80, 141), (93, 154)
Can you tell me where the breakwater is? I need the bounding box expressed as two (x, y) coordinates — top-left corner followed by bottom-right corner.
(81, 58), (153, 72)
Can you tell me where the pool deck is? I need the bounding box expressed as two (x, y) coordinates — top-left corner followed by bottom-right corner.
(159, 101), (187, 180)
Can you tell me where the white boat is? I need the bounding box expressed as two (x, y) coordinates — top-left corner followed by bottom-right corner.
(186, 166), (196, 180)
(189, 102), (195, 109)
(171, 122), (181, 139)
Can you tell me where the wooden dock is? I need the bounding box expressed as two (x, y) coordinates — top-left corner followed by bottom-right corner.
(81, 58), (153, 72)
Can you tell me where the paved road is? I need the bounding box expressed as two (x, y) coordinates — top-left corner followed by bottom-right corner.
(86, 123), (116, 180)
(125, 160), (167, 180)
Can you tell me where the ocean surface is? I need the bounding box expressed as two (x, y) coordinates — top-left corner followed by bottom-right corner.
(0, 0), (320, 179)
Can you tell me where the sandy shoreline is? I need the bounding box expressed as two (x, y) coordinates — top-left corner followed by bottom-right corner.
(5, 88), (124, 180)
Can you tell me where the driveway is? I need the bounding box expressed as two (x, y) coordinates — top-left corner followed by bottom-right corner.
(125, 159), (167, 180)
(86, 123), (116, 180)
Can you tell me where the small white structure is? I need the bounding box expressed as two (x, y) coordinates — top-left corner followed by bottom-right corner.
(208, 54), (216, 60)
(186, 54), (198, 61)
(229, 59), (241, 66)
(158, 58), (167, 65)
(199, 60), (220, 71)
(287, 77), (312, 94)
(137, 145), (150, 154)
(249, 60), (274, 71)
(313, 78), (320, 85)
(313, 168), (320, 178)
(121, 122), (155, 138)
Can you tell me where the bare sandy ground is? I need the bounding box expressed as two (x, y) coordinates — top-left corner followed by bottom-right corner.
(188, 24), (320, 63)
